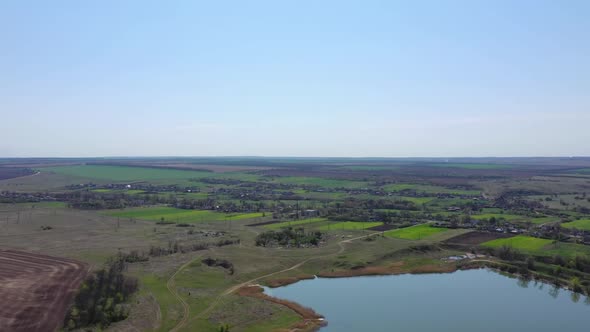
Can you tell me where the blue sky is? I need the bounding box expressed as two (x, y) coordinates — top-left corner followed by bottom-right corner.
(1, 0), (588, 157)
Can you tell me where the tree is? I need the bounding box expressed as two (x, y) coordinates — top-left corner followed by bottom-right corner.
(489, 216), (497, 224)
(461, 213), (471, 224)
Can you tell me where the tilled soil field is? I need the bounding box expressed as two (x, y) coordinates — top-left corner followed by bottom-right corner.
(0, 249), (87, 332)
(443, 231), (512, 246)
(0, 167), (34, 180)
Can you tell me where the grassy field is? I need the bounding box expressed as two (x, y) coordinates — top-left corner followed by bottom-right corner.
(269, 176), (369, 189)
(107, 207), (265, 223)
(91, 188), (146, 194)
(318, 221), (383, 231)
(562, 219), (590, 231)
(41, 165), (261, 185)
(264, 218), (328, 230)
(472, 213), (525, 221)
(482, 236), (552, 251)
(398, 196), (435, 205)
(44, 165), (212, 181)
(525, 217), (560, 225)
(568, 168), (590, 174)
(428, 163), (512, 169)
(339, 165), (400, 171)
(384, 224), (448, 240)
(529, 194), (590, 211)
(383, 183), (480, 196)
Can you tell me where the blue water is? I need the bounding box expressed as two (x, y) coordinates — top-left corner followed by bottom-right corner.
(264, 269), (590, 332)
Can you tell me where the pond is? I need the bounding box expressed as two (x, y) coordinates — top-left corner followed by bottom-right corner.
(264, 269), (589, 332)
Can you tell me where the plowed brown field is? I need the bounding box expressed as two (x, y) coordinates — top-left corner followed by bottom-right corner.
(0, 250), (87, 332)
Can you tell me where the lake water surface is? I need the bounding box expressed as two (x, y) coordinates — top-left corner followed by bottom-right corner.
(264, 269), (589, 332)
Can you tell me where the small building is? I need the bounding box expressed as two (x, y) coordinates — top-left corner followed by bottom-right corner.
(303, 209), (320, 217)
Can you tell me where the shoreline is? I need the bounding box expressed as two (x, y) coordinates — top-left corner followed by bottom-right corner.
(236, 284), (326, 332)
(264, 260), (459, 288)
(237, 261), (461, 331)
(238, 259), (586, 331)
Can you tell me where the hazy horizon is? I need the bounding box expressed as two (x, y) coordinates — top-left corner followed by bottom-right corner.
(2, 0), (589, 158)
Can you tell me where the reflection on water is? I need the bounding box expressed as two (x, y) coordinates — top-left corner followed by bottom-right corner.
(549, 285), (560, 298)
(516, 277), (530, 288)
(265, 269), (589, 332)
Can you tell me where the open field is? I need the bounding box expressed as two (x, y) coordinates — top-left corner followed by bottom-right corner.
(562, 219), (590, 231)
(399, 196), (435, 205)
(444, 231), (512, 246)
(0, 167), (35, 180)
(0, 250), (87, 332)
(338, 165), (400, 171)
(2, 157), (590, 331)
(428, 163), (513, 169)
(528, 194), (590, 211)
(269, 176), (370, 189)
(482, 236), (552, 251)
(107, 207), (265, 223)
(43, 165), (215, 183)
(472, 213), (526, 221)
(383, 183), (480, 196)
(384, 224), (448, 240)
(39, 165), (263, 186)
(263, 218), (327, 230)
(318, 221), (383, 231)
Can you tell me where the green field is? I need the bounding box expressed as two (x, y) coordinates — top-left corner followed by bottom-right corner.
(264, 218), (327, 230)
(318, 221), (383, 231)
(91, 188), (114, 193)
(383, 183), (480, 196)
(398, 196), (435, 205)
(527, 216), (561, 225)
(91, 188), (146, 194)
(270, 176), (369, 189)
(339, 165), (400, 171)
(107, 207), (264, 223)
(562, 219), (590, 231)
(482, 236), (552, 251)
(384, 224), (448, 240)
(42, 165), (261, 185)
(44, 165), (212, 181)
(428, 163), (512, 170)
(472, 213), (525, 221)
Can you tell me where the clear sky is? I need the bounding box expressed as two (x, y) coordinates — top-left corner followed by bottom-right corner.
(1, 0), (588, 157)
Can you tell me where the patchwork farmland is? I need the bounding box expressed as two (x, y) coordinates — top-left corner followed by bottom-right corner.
(1, 157), (590, 331)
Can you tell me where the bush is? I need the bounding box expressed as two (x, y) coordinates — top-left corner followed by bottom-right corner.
(255, 228), (324, 248)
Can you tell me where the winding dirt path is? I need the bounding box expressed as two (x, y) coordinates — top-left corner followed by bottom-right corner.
(167, 258), (194, 332)
(166, 232), (380, 331)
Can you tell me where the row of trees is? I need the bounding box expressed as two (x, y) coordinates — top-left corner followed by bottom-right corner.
(478, 246), (590, 295)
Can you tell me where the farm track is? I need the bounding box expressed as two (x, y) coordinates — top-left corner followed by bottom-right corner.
(0, 249), (87, 332)
(166, 232), (380, 331)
